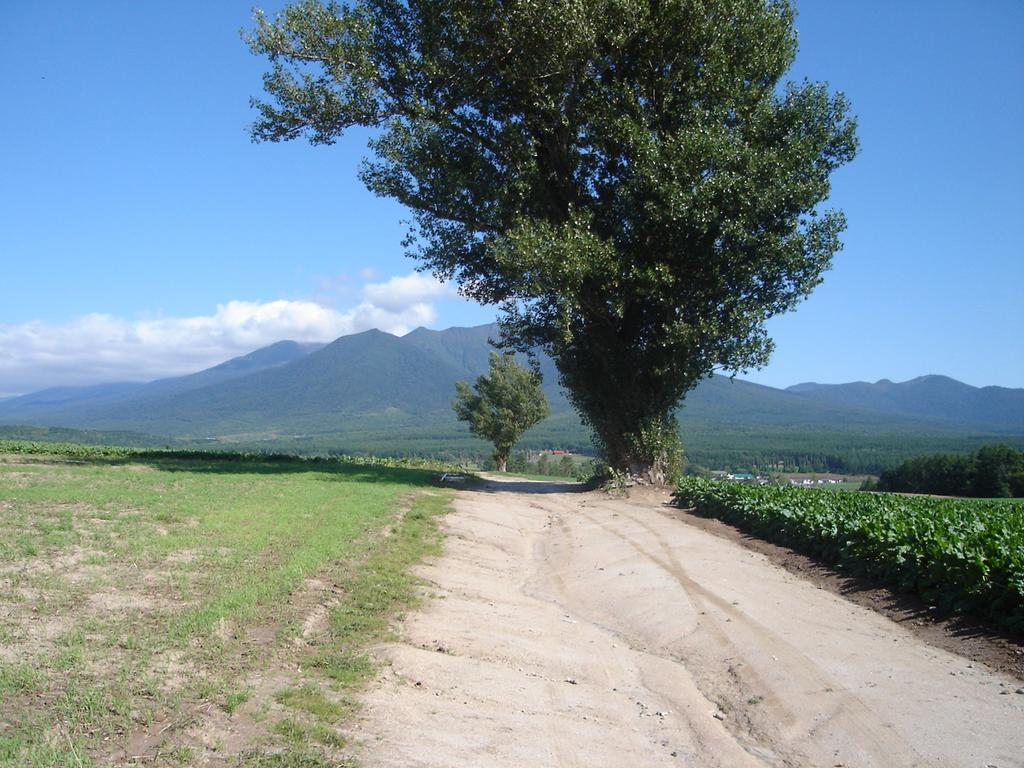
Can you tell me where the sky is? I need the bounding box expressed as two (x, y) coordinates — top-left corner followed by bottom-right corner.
(1, 1), (1021, 397)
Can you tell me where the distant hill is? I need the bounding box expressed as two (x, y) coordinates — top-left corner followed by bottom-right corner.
(786, 375), (1024, 431)
(0, 340), (322, 427)
(0, 326), (567, 438)
(2, 324), (1022, 472)
(0, 382), (148, 414)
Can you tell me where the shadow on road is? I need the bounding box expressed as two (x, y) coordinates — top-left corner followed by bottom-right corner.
(473, 475), (585, 495)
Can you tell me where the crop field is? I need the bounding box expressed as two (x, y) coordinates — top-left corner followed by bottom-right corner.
(673, 479), (1024, 631)
(0, 445), (452, 767)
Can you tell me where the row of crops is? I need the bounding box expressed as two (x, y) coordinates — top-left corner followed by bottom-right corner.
(673, 478), (1024, 631)
(0, 439), (469, 473)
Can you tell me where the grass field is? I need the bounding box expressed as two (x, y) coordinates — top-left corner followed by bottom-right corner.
(0, 448), (452, 767)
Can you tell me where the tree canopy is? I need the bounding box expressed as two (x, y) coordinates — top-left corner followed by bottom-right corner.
(248, 0), (857, 482)
(452, 352), (550, 472)
(876, 444), (1024, 499)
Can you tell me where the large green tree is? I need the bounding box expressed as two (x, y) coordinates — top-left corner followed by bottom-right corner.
(248, 0), (857, 483)
(452, 352), (550, 472)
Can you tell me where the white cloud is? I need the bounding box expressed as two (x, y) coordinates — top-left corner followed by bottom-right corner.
(0, 272), (451, 395)
(362, 272), (451, 312)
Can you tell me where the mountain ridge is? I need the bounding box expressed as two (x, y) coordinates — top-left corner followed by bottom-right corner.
(1, 325), (1022, 459)
(785, 375), (1023, 430)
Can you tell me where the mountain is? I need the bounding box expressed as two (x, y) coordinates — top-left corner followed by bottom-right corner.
(0, 382), (147, 414)
(0, 340), (322, 427)
(401, 324), (498, 377)
(2, 324), (1022, 472)
(786, 375), (1024, 432)
(145, 340), (326, 397)
(107, 329), (473, 435)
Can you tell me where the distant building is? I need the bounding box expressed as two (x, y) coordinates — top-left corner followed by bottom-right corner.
(711, 471), (768, 484)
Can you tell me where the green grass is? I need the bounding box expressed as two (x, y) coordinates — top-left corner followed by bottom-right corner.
(0, 447), (455, 766)
(275, 686), (344, 721)
(0, 663), (41, 695)
(221, 688), (251, 715)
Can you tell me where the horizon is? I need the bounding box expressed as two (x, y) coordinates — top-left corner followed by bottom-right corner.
(3, 321), (1021, 401)
(2, 1), (1022, 396)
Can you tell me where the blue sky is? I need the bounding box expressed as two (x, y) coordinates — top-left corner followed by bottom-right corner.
(1, 1), (1021, 395)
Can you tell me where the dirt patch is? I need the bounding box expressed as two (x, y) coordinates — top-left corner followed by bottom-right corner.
(298, 577), (339, 643)
(3, 544), (92, 576)
(107, 571), (351, 765)
(0, 471), (37, 486)
(165, 549), (200, 565)
(87, 587), (157, 613)
(664, 504), (1024, 682)
(0, 455), (89, 467)
(0, 599), (74, 664)
(354, 477), (1024, 768)
(149, 649), (198, 694)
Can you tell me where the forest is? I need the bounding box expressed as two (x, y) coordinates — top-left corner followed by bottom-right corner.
(872, 444), (1024, 498)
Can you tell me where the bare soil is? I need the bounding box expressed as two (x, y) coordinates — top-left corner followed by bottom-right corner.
(352, 476), (1024, 768)
(667, 504), (1024, 684)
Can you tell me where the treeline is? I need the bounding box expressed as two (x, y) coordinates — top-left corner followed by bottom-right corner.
(0, 424), (174, 448)
(6, 422), (1024, 478)
(484, 451), (592, 478)
(680, 428), (1024, 476)
(873, 444), (1024, 498)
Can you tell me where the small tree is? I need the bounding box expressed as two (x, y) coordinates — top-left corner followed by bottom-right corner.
(508, 451), (529, 475)
(453, 353), (549, 472)
(558, 454), (575, 477)
(537, 452), (551, 475)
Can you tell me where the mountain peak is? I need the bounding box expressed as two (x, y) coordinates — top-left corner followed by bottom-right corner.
(353, 327), (395, 338)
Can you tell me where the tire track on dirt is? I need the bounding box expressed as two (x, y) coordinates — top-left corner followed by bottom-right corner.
(354, 479), (1024, 768)
(575, 502), (924, 766)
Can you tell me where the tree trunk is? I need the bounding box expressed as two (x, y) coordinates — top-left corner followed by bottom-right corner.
(496, 456), (508, 473)
(602, 448), (674, 485)
(597, 413), (682, 487)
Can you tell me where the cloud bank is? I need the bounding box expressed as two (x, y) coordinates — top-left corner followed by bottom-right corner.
(0, 272), (455, 396)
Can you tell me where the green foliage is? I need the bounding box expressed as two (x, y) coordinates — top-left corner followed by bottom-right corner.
(221, 689), (251, 715)
(674, 478), (1024, 631)
(877, 444), (1024, 498)
(557, 454), (574, 477)
(974, 444), (1024, 498)
(623, 414), (684, 485)
(494, 450), (593, 480)
(0, 439), (469, 474)
(0, 424), (174, 448)
(247, 0), (857, 480)
(452, 353), (549, 470)
(275, 686), (343, 722)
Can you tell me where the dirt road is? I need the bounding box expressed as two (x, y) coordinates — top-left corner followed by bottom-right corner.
(353, 477), (1024, 767)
